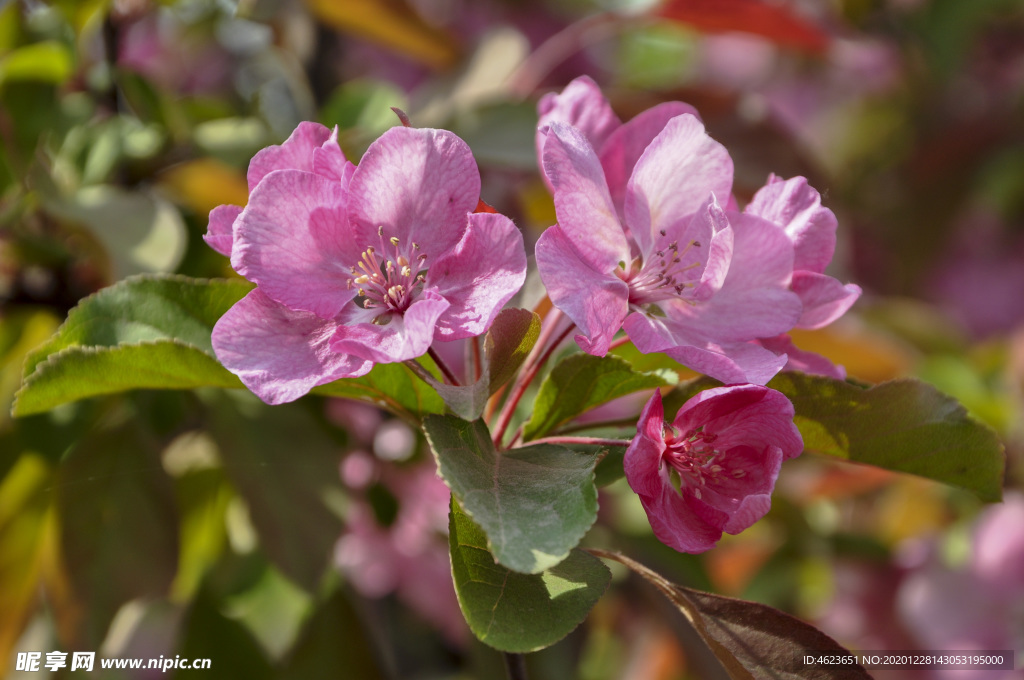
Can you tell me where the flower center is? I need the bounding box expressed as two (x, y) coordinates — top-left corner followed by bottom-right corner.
(347, 227), (428, 322)
(619, 236), (702, 307)
(662, 425), (735, 499)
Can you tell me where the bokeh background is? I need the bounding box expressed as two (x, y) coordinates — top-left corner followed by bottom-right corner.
(1, 0), (1022, 678)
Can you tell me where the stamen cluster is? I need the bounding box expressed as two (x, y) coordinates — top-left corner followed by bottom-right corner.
(349, 228), (428, 320)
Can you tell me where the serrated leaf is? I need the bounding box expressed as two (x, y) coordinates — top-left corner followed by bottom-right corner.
(449, 501), (610, 653)
(523, 353), (675, 442)
(420, 308), (540, 420)
(663, 373), (1005, 502)
(424, 415), (599, 574)
(593, 550), (870, 680)
(13, 275), (252, 416)
(312, 362), (444, 424)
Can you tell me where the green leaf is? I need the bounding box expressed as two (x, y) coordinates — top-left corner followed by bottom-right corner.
(421, 308), (540, 420)
(13, 275), (252, 416)
(14, 342), (243, 417)
(204, 392), (345, 592)
(523, 353), (675, 442)
(449, 501), (610, 653)
(662, 373), (1005, 502)
(772, 373), (1004, 502)
(593, 550), (870, 680)
(312, 363), (444, 424)
(484, 308), (541, 395)
(424, 415), (599, 573)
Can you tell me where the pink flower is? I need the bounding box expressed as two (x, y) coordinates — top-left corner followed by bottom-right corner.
(745, 174), (861, 331)
(535, 109), (802, 384)
(210, 122), (527, 404)
(624, 386), (802, 553)
(537, 77), (859, 383)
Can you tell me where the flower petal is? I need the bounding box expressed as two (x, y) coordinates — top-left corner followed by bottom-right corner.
(624, 311), (789, 385)
(536, 75), (621, 175)
(792, 271), (861, 329)
(212, 288), (371, 405)
(331, 290), (451, 364)
(313, 127), (355, 183)
(232, 169), (358, 319)
(756, 334), (846, 379)
(643, 486), (725, 553)
(688, 195), (734, 302)
(543, 122), (631, 270)
(600, 101), (701, 215)
(624, 114), (733, 257)
(246, 121), (334, 190)
(204, 204), (241, 257)
(623, 391), (667, 498)
(429, 212), (527, 340)
(347, 127), (479, 262)
(536, 225), (629, 356)
(666, 213), (801, 343)
(746, 174), (837, 273)
(677, 385), (802, 460)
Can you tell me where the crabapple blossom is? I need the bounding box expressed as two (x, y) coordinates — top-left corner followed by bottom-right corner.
(536, 118), (801, 384)
(209, 123), (527, 404)
(624, 387), (802, 553)
(536, 77), (859, 384)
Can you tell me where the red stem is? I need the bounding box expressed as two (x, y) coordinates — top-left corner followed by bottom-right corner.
(492, 315), (574, 447)
(518, 436), (632, 448)
(427, 347), (461, 386)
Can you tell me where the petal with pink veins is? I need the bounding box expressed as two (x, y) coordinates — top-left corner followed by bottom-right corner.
(792, 271), (861, 329)
(331, 290), (451, 364)
(347, 127), (479, 262)
(756, 334), (846, 379)
(212, 288), (371, 405)
(542, 123), (631, 270)
(746, 174), (837, 273)
(536, 75), (621, 176)
(624, 114), (733, 257)
(600, 101), (701, 214)
(247, 121), (334, 190)
(429, 212), (527, 340)
(535, 225), (629, 356)
(204, 204), (241, 258)
(232, 170), (359, 319)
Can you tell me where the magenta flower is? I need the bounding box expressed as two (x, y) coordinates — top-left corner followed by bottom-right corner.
(624, 387), (802, 553)
(209, 122), (527, 404)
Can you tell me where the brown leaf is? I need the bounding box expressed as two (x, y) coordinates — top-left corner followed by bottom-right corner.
(589, 550), (871, 680)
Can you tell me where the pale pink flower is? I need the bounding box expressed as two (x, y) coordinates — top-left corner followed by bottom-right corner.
(624, 387), (802, 554)
(210, 123), (527, 404)
(535, 112), (801, 384)
(536, 77), (859, 382)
